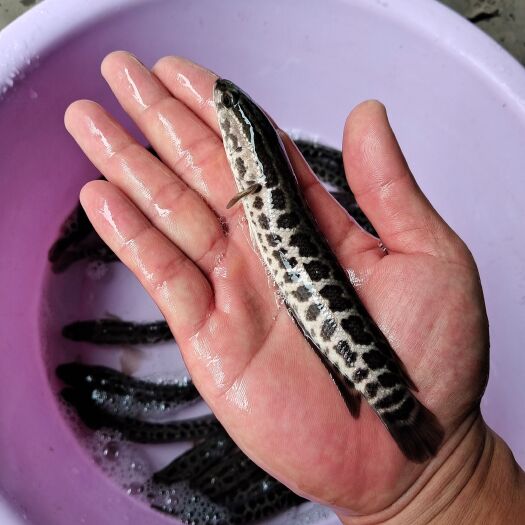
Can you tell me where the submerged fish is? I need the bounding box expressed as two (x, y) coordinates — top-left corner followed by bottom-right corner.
(61, 387), (220, 443)
(153, 429), (235, 484)
(62, 319), (173, 345)
(214, 79), (444, 462)
(57, 363), (198, 417)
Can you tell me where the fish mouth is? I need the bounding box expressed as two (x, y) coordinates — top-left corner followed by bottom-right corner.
(214, 78), (241, 109)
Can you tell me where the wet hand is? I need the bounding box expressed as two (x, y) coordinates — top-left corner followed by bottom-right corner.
(64, 51), (492, 519)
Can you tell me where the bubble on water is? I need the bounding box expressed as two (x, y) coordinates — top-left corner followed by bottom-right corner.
(79, 428), (153, 496)
(125, 481), (144, 495)
(86, 260), (108, 280)
(102, 441), (120, 460)
(287, 503), (334, 524)
(129, 460), (142, 472)
(144, 480), (230, 524)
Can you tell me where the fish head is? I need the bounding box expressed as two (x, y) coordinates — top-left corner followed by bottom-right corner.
(214, 78), (284, 204)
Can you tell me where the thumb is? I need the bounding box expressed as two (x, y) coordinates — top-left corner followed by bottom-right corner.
(343, 100), (459, 258)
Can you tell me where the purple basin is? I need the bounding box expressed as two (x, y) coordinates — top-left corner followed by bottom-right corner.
(0, 0), (524, 523)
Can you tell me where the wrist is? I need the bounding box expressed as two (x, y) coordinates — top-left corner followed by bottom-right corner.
(337, 413), (525, 524)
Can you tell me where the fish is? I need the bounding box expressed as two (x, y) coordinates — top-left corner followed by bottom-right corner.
(189, 447), (265, 501)
(214, 78), (444, 462)
(153, 429), (235, 484)
(148, 480), (231, 525)
(48, 201), (94, 265)
(61, 387), (221, 443)
(222, 474), (305, 525)
(57, 363), (198, 417)
(146, 446), (300, 525)
(62, 319), (173, 345)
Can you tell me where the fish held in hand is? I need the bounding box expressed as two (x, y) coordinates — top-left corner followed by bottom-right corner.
(214, 78), (444, 462)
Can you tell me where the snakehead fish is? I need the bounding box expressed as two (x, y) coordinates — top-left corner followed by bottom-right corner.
(214, 79), (444, 462)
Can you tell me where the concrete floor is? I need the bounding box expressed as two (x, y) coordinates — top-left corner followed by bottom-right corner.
(0, 0), (524, 65)
(442, 0), (525, 64)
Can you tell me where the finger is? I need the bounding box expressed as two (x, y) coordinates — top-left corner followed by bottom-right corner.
(152, 55), (221, 135)
(152, 57), (384, 267)
(64, 99), (227, 274)
(343, 100), (456, 257)
(279, 131), (383, 268)
(79, 180), (213, 338)
(100, 51), (236, 214)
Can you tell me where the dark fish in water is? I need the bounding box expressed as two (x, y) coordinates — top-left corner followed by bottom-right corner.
(48, 202), (94, 264)
(61, 387), (220, 443)
(149, 481), (231, 525)
(153, 430), (235, 484)
(51, 241), (118, 272)
(295, 139), (350, 191)
(224, 474), (305, 525)
(62, 319), (173, 345)
(48, 176), (119, 272)
(150, 475), (303, 525)
(214, 78), (444, 462)
(189, 447), (265, 502)
(58, 365), (304, 523)
(57, 363), (198, 417)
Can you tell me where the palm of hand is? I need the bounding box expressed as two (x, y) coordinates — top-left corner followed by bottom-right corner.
(188, 229), (487, 511)
(66, 52), (489, 514)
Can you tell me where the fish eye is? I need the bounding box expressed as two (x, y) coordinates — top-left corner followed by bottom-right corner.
(221, 90), (238, 108)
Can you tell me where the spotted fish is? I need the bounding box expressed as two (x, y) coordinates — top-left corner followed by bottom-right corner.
(57, 363), (199, 417)
(61, 386), (220, 443)
(214, 79), (444, 462)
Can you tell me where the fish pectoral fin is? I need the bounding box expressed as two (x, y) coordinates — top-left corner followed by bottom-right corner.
(321, 356), (362, 418)
(287, 307), (363, 418)
(226, 183), (262, 209)
(342, 385), (362, 418)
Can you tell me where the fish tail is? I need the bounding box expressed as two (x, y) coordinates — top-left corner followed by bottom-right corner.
(379, 397), (444, 463)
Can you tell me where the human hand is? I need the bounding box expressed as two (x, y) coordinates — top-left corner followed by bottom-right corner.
(64, 51), (507, 521)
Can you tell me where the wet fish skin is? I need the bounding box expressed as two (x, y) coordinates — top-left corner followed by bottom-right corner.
(153, 430), (235, 484)
(57, 363), (198, 417)
(225, 474), (305, 525)
(48, 202), (94, 264)
(61, 388), (220, 443)
(189, 447), (265, 502)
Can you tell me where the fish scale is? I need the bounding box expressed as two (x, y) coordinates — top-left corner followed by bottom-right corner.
(214, 79), (444, 462)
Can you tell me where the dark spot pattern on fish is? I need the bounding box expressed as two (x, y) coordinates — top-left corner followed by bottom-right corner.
(289, 232), (319, 257)
(271, 188), (286, 210)
(341, 316), (373, 345)
(304, 260), (330, 281)
(276, 212), (300, 229)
